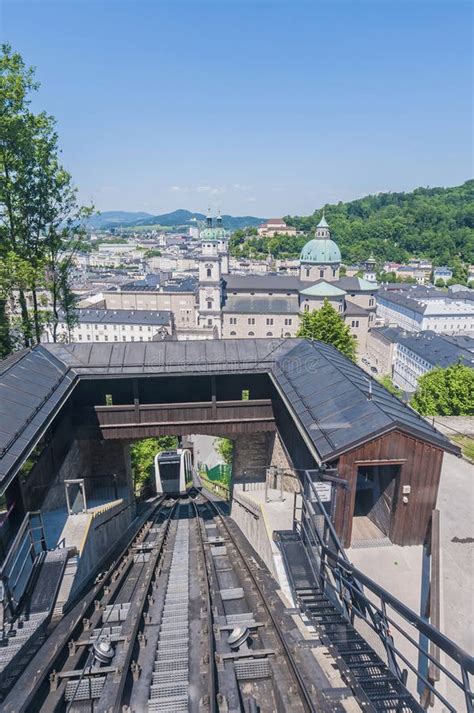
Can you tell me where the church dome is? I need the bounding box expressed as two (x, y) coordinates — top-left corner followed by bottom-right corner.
(300, 238), (341, 264)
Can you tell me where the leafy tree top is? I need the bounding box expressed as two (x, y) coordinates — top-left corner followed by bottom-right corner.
(296, 299), (357, 361)
(411, 362), (474, 416)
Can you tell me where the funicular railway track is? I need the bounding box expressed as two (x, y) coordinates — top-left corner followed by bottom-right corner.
(1, 489), (346, 713)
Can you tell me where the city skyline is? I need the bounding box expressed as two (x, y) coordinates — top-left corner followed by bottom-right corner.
(2, 0), (472, 215)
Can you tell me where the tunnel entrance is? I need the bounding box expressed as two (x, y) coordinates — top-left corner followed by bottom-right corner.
(352, 464), (400, 543)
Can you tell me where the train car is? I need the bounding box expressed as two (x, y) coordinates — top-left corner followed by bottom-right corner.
(154, 448), (193, 495)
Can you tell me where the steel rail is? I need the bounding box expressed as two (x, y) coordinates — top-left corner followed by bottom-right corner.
(1, 496), (167, 712)
(190, 497), (219, 713)
(45, 500), (178, 713)
(195, 491), (318, 713)
(82, 498), (180, 713)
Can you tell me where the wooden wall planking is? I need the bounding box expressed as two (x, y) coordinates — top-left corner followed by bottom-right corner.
(335, 430), (445, 547)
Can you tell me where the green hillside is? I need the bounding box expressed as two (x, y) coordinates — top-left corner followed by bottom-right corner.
(230, 181), (474, 268)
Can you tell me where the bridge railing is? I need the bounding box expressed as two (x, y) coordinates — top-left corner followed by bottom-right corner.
(296, 469), (474, 713)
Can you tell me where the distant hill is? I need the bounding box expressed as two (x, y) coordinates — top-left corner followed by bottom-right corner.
(230, 180), (474, 268)
(86, 211), (154, 229)
(86, 209), (265, 231)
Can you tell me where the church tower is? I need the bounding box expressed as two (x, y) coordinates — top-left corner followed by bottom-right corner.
(198, 238), (222, 334)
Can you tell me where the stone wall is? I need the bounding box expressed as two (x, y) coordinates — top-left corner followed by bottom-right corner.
(232, 431), (299, 493)
(40, 438), (132, 512)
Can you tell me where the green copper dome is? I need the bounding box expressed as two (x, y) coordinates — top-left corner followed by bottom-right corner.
(300, 238), (341, 264)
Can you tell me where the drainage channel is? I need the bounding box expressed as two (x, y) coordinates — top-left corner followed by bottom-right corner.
(148, 515), (190, 712)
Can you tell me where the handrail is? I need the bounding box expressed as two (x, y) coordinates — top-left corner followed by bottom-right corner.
(198, 473), (230, 501)
(296, 468), (474, 712)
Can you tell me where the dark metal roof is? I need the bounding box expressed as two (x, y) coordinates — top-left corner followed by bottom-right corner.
(272, 340), (459, 461)
(0, 338), (458, 491)
(72, 309), (172, 326)
(222, 296), (299, 314)
(344, 301), (370, 317)
(223, 274), (302, 292)
(333, 276), (379, 293)
(398, 333), (474, 369)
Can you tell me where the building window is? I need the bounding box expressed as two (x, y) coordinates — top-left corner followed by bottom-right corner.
(320, 269), (324, 278)
(207, 300), (212, 309)
(206, 268), (212, 278)
(284, 318), (292, 325)
(266, 332), (273, 336)
(332, 268), (337, 277)
(139, 336), (143, 341)
(351, 320), (359, 328)
(131, 336), (135, 341)
(114, 335), (118, 341)
(266, 318), (274, 325)
(248, 318), (255, 325)
(304, 304), (309, 312)
(284, 331), (291, 337)
(230, 331), (236, 336)
(104, 336), (108, 341)
(95, 335), (99, 340)
(306, 268), (310, 278)
(248, 331), (255, 336)
(207, 319), (212, 326)
(122, 336), (126, 341)
(78, 334), (82, 341)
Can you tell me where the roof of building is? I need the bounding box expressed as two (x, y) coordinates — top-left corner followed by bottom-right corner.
(299, 281), (346, 298)
(378, 288), (474, 315)
(224, 274), (302, 292)
(300, 238), (341, 265)
(72, 309), (172, 326)
(370, 326), (407, 343)
(118, 276), (198, 293)
(0, 339), (458, 491)
(317, 214), (329, 228)
(398, 332), (474, 369)
(334, 276), (378, 292)
(222, 296), (300, 314)
(344, 300), (370, 316)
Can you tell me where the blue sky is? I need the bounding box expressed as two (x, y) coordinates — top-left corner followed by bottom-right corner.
(2, 0), (472, 217)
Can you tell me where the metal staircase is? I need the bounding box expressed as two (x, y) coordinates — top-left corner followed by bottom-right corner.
(276, 470), (474, 713)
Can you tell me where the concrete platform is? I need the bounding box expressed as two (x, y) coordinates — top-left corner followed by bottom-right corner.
(230, 487), (296, 606)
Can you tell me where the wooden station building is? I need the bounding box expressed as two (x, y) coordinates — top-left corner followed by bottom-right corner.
(0, 339), (459, 548)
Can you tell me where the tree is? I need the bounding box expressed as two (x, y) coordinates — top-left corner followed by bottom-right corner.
(411, 363), (474, 416)
(130, 436), (178, 492)
(215, 437), (233, 465)
(297, 299), (357, 361)
(0, 44), (92, 351)
(378, 374), (402, 397)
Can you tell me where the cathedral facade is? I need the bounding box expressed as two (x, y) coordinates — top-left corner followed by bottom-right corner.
(197, 215), (378, 350)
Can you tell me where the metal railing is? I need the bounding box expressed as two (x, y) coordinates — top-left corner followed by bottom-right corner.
(198, 474), (231, 501)
(0, 511), (47, 619)
(296, 469), (474, 712)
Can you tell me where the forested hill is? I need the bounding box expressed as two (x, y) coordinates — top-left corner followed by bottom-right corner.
(231, 181), (474, 266)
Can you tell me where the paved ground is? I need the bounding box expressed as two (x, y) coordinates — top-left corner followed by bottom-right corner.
(348, 452), (474, 710)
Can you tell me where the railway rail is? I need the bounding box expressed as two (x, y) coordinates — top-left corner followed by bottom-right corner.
(1, 489), (352, 712)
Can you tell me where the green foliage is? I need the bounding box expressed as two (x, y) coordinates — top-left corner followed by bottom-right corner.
(451, 435), (474, 461)
(130, 436), (178, 491)
(411, 363), (474, 416)
(214, 437), (234, 465)
(0, 44), (91, 352)
(229, 181), (474, 267)
(297, 299), (357, 361)
(144, 249), (162, 258)
(378, 375), (402, 397)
